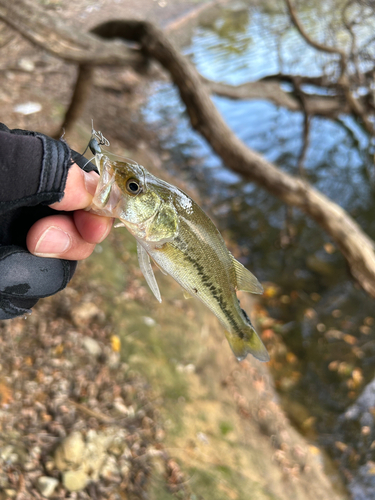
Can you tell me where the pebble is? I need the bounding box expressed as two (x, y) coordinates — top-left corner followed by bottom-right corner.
(53, 428), (131, 490)
(113, 397), (130, 415)
(71, 302), (102, 325)
(119, 458), (131, 477)
(100, 455), (121, 481)
(18, 58), (35, 71)
(37, 476), (59, 498)
(0, 445), (19, 464)
(13, 102), (42, 115)
(54, 431), (85, 471)
(63, 468), (90, 492)
(107, 352), (121, 369)
(108, 430), (128, 456)
(0, 472), (9, 488)
(4, 490), (17, 498)
(82, 336), (102, 357)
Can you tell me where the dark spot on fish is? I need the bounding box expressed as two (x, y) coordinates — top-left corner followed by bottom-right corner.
(241, 308), (253, 327)
(179, 250), (244, 338)
(193, 288), (198, 294)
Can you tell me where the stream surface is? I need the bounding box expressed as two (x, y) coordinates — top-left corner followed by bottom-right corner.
(142, 0), (375, 494)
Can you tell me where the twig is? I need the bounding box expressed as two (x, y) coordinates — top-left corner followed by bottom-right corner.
(68, 399), (115, 424)
(285, 0), (347, 66)
(54, 64), (94, 139)
(285, 0), (373, 136)
(291, 76), (311, 177)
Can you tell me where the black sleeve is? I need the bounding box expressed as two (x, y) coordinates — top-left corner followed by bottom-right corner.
(0, 123), (91, 320)
(0, 122), (71, 214)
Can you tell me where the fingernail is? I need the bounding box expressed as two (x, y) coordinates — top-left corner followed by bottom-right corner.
(83, 170), (99, 196)
(34, 227), (71, 256)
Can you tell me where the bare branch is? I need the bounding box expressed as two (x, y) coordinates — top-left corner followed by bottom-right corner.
(55, 64), (94, 139)
(204, 77), (350, 118)
(285, 0), (374, 135)
(285, 0), (347, 61)
(92, 20), (375, 298)
(202, 77), (300, 110)
(0, 0), (142, 67)
(290, 77), (311, 176)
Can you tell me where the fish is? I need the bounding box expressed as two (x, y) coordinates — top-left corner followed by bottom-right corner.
(88, 151), (269, 362)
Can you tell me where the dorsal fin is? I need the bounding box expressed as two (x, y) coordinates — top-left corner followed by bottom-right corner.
(231, 256), (263, 294)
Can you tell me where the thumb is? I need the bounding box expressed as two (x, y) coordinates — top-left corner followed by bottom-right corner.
(49, 163), (98, 211)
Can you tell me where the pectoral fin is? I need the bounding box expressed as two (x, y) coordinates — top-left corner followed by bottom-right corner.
(146, 204), (179, 244)
(150, 257), (168, 276)
(232, 256), (263, 294)
(137, 242), (162, 303)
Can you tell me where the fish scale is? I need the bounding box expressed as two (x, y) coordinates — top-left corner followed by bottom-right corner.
(89, 150), (269, 362)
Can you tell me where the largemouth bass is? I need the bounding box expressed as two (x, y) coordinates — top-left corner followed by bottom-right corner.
(89, 151), (269, 362)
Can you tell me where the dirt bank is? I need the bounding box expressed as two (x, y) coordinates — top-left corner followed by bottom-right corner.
(0, 0), (349, 498)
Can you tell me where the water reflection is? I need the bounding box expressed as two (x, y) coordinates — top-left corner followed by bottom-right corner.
(142, 0), (375, 444)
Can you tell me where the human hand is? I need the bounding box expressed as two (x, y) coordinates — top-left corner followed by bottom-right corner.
(26, 163), (113, 260)
(0, 122), (114, 319)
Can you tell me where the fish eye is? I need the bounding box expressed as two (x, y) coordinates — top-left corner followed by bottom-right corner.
(126, 178), (142, 195)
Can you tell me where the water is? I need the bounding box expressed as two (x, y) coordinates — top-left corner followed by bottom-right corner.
(142, 0), (375, 474)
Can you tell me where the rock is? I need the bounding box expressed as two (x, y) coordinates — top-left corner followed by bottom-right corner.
(83, 429), (114, 481)
(107, 430), (128, 456)
(143, 316), (156, 326)
(107, 352), (121, 369)
(71, 302), (102, 325)
(18, 58), (35, 71)
(113, 397), (130, 415)
(54, 431), (85, 471)
(349, 462), (375, 500)
(83, 445), (107, 482)
(62, 468), (90, 492)
(0, 445), (19, 464)
(333, 375), (375, 499)
(13, 102), (42, 115)
(119, 458), (131, 478)
(23, 460), (37, 471)
(100, 455), (121, 482)
(81, 336), (102, 357)
(342, 377), (375, 422)
(37, 476), (59, 498)
(0, 472), (9, 488)
(3, 489), (17, 498)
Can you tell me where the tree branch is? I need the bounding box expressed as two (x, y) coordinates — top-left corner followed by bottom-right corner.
(285, 0), (374, 135)
(92, 20), (375, 298)
(204, 77), (350, 118)
(3, 3), (375, 298)
(0, 0), (142, 67)
(285, 0), (347, 60)
(56, 64), (94, 139)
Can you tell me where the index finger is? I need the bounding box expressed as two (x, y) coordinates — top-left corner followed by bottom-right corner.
(49, 163), (99, 211)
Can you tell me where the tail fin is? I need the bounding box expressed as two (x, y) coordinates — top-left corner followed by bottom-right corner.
(225, 325), (269, 362)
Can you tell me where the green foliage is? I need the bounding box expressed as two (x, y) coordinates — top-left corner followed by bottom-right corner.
(219, 420), (234, 436)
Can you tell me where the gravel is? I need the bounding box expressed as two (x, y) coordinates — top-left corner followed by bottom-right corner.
(0, 289), (184, 499)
